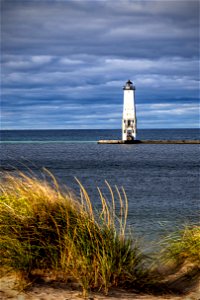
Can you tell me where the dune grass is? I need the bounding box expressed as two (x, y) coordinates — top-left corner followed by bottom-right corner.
(0, 171), (199, 296)
(0, 171), (146, 296)
(160, 225), (200, 270)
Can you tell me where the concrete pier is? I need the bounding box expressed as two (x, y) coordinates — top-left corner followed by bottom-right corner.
(98, 140), (200, 144)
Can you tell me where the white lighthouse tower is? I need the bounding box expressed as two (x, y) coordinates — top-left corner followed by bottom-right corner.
(122, 80), (137, 141)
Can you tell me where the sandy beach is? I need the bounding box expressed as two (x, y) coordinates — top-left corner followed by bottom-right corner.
(1, 273), (199, 300)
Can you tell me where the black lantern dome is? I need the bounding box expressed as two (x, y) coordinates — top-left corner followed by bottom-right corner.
(123, 80), (135, 90)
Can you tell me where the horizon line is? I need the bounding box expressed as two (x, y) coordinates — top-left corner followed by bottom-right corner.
(1, 128), (199, 131)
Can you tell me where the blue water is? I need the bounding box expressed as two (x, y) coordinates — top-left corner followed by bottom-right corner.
(0, 129), (199, 244)
(1, 128), (199, 142)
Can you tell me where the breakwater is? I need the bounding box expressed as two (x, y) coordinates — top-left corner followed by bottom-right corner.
(98, 140), (200, 144)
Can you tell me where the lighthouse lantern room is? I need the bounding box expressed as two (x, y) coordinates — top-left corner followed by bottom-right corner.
(122, 80), (137, 141)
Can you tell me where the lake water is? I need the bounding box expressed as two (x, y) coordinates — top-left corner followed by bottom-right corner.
(1, 129), (199, 244)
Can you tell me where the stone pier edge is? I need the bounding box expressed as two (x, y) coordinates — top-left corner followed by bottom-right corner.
(98, 140), (200, 144)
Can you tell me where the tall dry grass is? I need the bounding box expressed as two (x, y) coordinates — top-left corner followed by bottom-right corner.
(160, 225), (200, 269)
(0, 171), (145, 296)
(1, 171), (199, 296)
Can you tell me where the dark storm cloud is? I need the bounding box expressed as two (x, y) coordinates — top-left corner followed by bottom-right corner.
(1, 0), (199, 129)
(2, 0), (199, 58)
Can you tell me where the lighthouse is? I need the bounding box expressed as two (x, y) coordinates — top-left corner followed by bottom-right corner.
(122, 80), (137, 141)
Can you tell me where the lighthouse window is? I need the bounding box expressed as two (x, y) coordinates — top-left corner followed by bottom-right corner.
(128, 120), (131, 126)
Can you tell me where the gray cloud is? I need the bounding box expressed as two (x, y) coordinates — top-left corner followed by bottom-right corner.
(2, 0), (199, 58)
(1, 0), (199, 129)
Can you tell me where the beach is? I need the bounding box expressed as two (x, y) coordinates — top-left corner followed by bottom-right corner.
(1, 277), (199, 300)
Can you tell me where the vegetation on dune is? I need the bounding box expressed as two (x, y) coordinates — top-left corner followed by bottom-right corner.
(160, 225), (200, 268)
(0, 171), (146, 296)
(0, 171), (199, 296)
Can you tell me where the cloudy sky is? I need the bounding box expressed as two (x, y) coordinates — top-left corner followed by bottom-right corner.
(1, 0), (199, 129)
